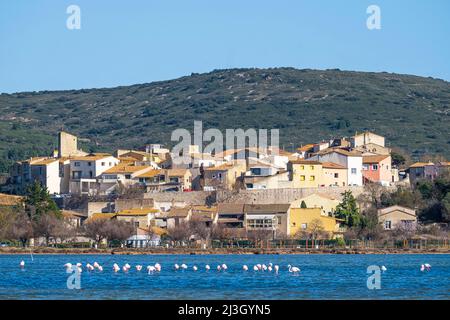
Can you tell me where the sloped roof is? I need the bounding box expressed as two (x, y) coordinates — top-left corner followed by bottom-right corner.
(297, 144), (315, 152)
(116, 208), (159, 216)
(104, 165), (151, 174)
(217, 203), (245, 214)
(167, 207), (190, 218)
(289, 160), (322, 165)
(244, 204), (291, 214)
(30, 158), (59, 166)
(135, 169), (162, 178)
(363, 155), (390, 164)
(321, 162), (347, 169)
(409, 162), (434, 168)
(377, 205), (416, 217)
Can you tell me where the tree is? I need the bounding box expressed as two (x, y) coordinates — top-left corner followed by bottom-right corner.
(307, 219), (326, 239)
(167, 222), (191, 243)
(391, 151), (406, 167)
(83, 218), (111, 246)
(7, 211), (33, 247)
(24, 181), (61, 221)
(300, 201), (307, 208)
(188, 218), (211, 242)
(32, 214), (61, 246)
(0, 207), (15, 239)
(106, 220), (135, 246)
(335, 191), (361, 227)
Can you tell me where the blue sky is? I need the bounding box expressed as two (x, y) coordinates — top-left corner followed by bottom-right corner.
(1, 0), (449, 93)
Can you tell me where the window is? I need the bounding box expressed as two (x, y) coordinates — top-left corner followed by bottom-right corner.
(334, 173), (339, 178)
(384, 221), (392, 230)
(125, 174), (131, 179)
(351, 168), (357, 174)
(372, 164), (378, 170)
(300, 165), (305, 170)
(309, 175), (315, 181)
(74, 162), (80, 167)
(362, 164), (369, 170)
(89, 171), (93, 178)
(218, 173), (222, 179)
(301, 223), (307, 229)
(277, 216), (282, 225)
(300, 175), (305, 181)
(251, 168), (261, 175)
(310, 165), (314, 170)
(101, 162), (105, 166)
(87, 162), (92, 166)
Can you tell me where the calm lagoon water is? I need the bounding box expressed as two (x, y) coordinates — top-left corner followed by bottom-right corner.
(0, 254), (448, 300)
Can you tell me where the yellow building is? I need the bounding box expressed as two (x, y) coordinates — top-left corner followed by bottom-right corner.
(289, 208), (344, 238)
(290, 193), (340, 217)
(115, 208), (159, 228)
(287, 160), (324, 188)
(322, 162), (348, 187)
(203, 161), (247, 190)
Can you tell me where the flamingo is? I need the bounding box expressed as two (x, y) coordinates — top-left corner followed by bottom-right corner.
(147, 266), (156, 273)
(268, 266), (273, 272)
(288, 264), (300, 273)
(217, 265), (222, 271)
(420, 264), (425, 272)
(64, 263), (73, 272)
(262, 264), (267, 271)
(155, 263), (161, 272)
(268, 263), (273, 267)
(136, 265), (143, 271)
(113, 264), (120, 273)
(98, 266), (103, 272)
(242, 265), (248, 271)
(253, 265), (259, 271)
(174, 263), (180, 270)
(193, 266), (198, 271)
(181, 263), (188, 270)
(424, 263), (431, 271)
(256, 264), (262, 271)
(93, 262), (100, 269)
(122, 266), (129, 272)
(19, 260), (25, 268)
(381, 266), (387, 272)
(77, 266), (83, 274)
(76, 263), (82, 268)
(205, 265), (210, 271)
(86, 263), (94, 271)
(274, 265), (279, 274)
(221, 264), (228, 271)
(124, 263), (131, 269)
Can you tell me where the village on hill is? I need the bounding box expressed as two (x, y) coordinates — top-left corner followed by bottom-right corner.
(0, 130), (449, 251)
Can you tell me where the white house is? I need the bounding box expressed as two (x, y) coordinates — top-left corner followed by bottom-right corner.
(309, 149), (363, 186)
(29, 158), (62, 194)
(69, 154), (119, 195)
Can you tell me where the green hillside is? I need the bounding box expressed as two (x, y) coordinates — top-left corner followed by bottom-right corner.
(0, 68), (449, 172)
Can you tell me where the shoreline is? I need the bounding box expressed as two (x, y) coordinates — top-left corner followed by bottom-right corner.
(1, 248), (449, 255)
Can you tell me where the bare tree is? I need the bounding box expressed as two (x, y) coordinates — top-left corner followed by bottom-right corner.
(106, 220), (135, 247)
(7, 212), (33, 247)
(33, 214), (61, 246)
(0, 207), (14, 239)
(167, 222), (191, 243)
(83, 218), (111, 247)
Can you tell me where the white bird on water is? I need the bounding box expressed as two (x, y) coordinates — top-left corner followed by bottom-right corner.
(253, 265), (259, 271)
(256, 264), (262, 271)
(262, 264), (267, 271)
(288, 264), (300, 274)
(221, 264), (228, 271)
(76, 263), (82, 268)
(181, 263), (188, 270)
(155, 263), (161, 272)
(124, 263), (131, 269)
(420, 264), (425, 272)
(147, 266), (156, 273)
(86, 263), (94, 271)
(64, 263), (73, 272)
(424, 263), (431, 271)
(98, 266), (103, 272)
(113, 264), (120, 273)
(242, 265), (248, 271)
(122, 266), (129, 272)
(174, 263), (180, 270)
(19, 260), (25, 268)
(193, 266), (198, 271)
(381, 266), (387, 272)
(93, 262), (100, 269)
(268, 266), (273, 272)
(217, 265), (222, 271)
(274, 265), (279, 274)
(205, 265), (210, 271)
(136, 265), (143, 271)
(77, 266), (83, 273)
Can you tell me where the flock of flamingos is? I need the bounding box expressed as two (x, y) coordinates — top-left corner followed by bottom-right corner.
(18, 260), (433, 274)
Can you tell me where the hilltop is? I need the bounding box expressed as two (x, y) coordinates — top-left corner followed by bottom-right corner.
(0, 67), (449, 172)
